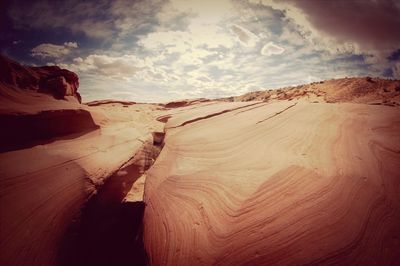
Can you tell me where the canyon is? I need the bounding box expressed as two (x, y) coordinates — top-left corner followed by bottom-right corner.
(0, 56), (400, 265)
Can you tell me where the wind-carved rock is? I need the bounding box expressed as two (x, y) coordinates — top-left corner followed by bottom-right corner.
(0, 55), (95, 152)
(0, 54), (82, 103)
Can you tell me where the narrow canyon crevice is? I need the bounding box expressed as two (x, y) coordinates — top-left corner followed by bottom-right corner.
(167, 102), (264, 129)
(56, 131), (165, 266)
(256, 103), (297, 124)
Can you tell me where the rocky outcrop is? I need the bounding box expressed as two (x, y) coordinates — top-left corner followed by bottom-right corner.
(228, 77), (400, 106)
(0, 55), (98, 152)
(0, 54), (81, 103)
(85, 100), (136, 107)
(164, 98), (210, 108)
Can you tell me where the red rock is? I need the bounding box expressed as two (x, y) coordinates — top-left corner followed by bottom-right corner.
(0, 54), (81, 103)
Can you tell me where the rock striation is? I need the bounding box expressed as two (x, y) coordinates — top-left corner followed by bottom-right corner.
(0, 55), (96, 152)
(144, 100), (400, 265)
(0, 102), (164, 266)
(1, 54), (400, 266)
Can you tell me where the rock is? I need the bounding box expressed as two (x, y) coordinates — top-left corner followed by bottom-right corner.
(230, 77), (400, 105)
(144, 101), (400, 265)
(164, 98), (210, 108)
(0, 54), (81, 103)
(0, 55), (93, 151)
(85, 100), (136, 106)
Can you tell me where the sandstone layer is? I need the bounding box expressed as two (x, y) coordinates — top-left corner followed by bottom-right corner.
(0, 102), (164, 266)
(0, 55), (95, 151)
(0, 55), (163, 266)
(144, 100), (400, 265)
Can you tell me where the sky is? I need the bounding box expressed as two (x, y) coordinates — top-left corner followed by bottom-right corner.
(1, 0), (400, 102)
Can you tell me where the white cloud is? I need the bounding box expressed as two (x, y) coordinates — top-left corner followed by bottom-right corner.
(161, 0), (235, 24)
(279, 27), (305, 46)
(138, 31), (190, 53)
(139, 26), (235, 54)
(21, 0), (398, 102)
(64, 42), (78, 48)
(261, 42), (285, 56)
(31, 42), (78, 58)
(250, 0), (400, 60)
(247, 0), (357, 56)
(63, 54), (151, 79)
(230, 24), (259, 47)
(137, 0), (237, 53)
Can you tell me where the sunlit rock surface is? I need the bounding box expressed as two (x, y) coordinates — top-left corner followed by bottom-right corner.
(144, 100), (400, 265)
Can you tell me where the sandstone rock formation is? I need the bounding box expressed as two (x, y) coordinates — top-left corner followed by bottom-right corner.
(1, 55), (400, 266)
(0, 102), (164, 266)
(164, 98), (210, 108)
(0, 55), (95, 152)
(144, 100), (400, 265)
(85, 100), (136, 107)
(0, 54), (81, 103)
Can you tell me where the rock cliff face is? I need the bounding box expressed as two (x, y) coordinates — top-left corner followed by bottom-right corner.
(0, 55), (95, 152)
(0, 100), (164, 266)
(0, 55), (81, 103)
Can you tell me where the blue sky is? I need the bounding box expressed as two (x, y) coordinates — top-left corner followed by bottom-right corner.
(1, 0), (400, 102)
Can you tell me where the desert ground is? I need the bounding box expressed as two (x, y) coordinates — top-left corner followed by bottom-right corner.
(1, 55), (400, 265)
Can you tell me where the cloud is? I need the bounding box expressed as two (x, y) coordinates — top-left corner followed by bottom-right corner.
(160, 0), (235, 24)
(393, 62), (400, 79)
(230, 24), (259, 47)
(8, 0), (399, 102)
(64, 42), (78, 48)
(285, 0), (400, 53)
(254, 0), (400, 56)
(138, 25), (235, 54)
(62, 54), (151, 79)
(31, 42), (78, 58)
(261, 42), (285, 56)
(9, 0), (116, 39)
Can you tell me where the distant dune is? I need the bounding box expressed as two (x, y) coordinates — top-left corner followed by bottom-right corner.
(0, 55), (399, 266)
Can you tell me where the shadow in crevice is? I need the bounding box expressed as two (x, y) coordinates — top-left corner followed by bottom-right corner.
(56, 163), (148, 266)
(56, 132), (166, 266)
(0, 109), (99, 153)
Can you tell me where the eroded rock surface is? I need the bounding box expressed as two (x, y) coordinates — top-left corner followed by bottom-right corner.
(0, 54), (81, 103)
(144, 101), (400, 265)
